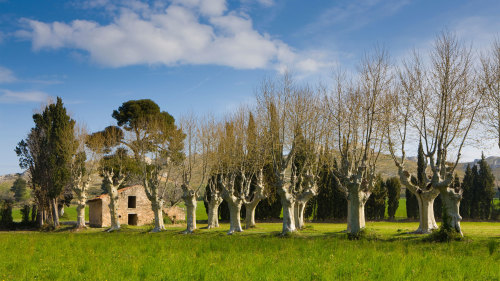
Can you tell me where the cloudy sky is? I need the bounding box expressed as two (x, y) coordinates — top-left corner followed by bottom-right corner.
(1, 0), (500, 174)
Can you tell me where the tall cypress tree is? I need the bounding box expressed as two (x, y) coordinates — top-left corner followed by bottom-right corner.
(366, 174), (387, 220)
(460, 165), (474, 218)
(406, 141), (425, 219)
(477, 154), (496, 219)
(386, 177), (401, 220)
(470, 164), (480, 218)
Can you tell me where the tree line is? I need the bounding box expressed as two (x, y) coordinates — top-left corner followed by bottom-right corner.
(1, 30), (500, 237)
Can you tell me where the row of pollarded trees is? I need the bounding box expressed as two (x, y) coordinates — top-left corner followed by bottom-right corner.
(16, 31), (499, 237)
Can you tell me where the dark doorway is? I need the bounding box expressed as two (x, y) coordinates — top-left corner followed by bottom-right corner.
(128, 196), (136, 208)
(128, 214), (138, 225)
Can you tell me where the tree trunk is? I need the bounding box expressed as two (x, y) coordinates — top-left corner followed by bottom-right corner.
(294, 188), (317, 230)
(347, 190), (369, 235)
(182, 191), (197, 234)
(151, 200), (165, 232)
(244, 202), (258, 229)
(244, 193), (266, 229)
(293, 202), (306, 230)
(280, 191), (296, 235)
(58, 204), (64, 218)
(51, 198), (60, 227)
(440, 188), (463, 236)
(76, 203), (86, 229)
(207, 196), (222, 229)
(227, 201), (243, 234)
(107, 184), (120, 232)
(413, 191), (439, 234)
(398, 168), (440, 234)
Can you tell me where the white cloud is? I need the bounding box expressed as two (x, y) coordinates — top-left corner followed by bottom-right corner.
(20, 0), (328, 73)
(0, 66), (16, 83)
(0, 89), (50, 103)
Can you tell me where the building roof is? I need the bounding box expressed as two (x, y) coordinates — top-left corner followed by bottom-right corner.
(87, 185), (143, 202)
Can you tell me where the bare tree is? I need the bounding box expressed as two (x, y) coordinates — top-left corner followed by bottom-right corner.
(481, 39), (500, 148)
(388, 31), (483, 235)
(70, 125), (98, 229)
(215, 118), (246, 235)
(325, 48), (392, 236)
(178, 114), (211, 234)
(256, 74), (321, 234)
(205, 176), (223, 229)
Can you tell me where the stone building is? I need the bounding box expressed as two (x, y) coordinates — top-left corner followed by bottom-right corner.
(88, 185), (155, 227)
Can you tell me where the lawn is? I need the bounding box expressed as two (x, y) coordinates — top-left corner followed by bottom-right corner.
(0, 221), (498, 280)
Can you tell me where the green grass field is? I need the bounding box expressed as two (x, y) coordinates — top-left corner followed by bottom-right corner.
(0, 222), (499, 280)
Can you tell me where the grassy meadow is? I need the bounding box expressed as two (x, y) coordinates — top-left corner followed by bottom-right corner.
(0, 222), (499, 280)
(4, 199), (499, 280)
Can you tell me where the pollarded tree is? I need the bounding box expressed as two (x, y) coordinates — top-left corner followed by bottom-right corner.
(214, 119), (246, 234)
(256, 74), (321, 234)
(325, 48), (392, 236)
(388, 31), (483, 236)
(177, 114), (212, 234)
(213, 108), (268, 234)
(70, 125), (104, 229)
(205, 175), (224, 229)
(202, 116), (227, 230)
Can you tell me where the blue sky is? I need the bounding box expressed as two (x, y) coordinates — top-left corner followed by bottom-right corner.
(1, 0), (500, 174)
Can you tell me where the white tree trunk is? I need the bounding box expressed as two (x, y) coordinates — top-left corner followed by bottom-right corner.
(347, 190), (369, 235)
(244, 202), (258, 229)
(76, 201), (86, 229)
(440, 188), (463, 236)
(293, 202), (305, 230)
(151, 199), (165, 232)
(182, 189), (197, 234)
(280, 190), (296, 235)
(227, 202), (243, 234)
(243, 193), (266, 229)
(294, 187), (317, 230)
(207, 198), (222, 229)
(107, 183), (120, 231)
(75, 182), (88, 229)
(414, 191), (439, 234)
(398, 168), (439, 234)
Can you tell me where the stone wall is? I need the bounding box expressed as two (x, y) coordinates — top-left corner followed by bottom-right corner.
(88, 185), (155, 227)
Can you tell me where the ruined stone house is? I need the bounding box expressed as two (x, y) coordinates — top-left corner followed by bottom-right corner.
(88, 185), (154, 227)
